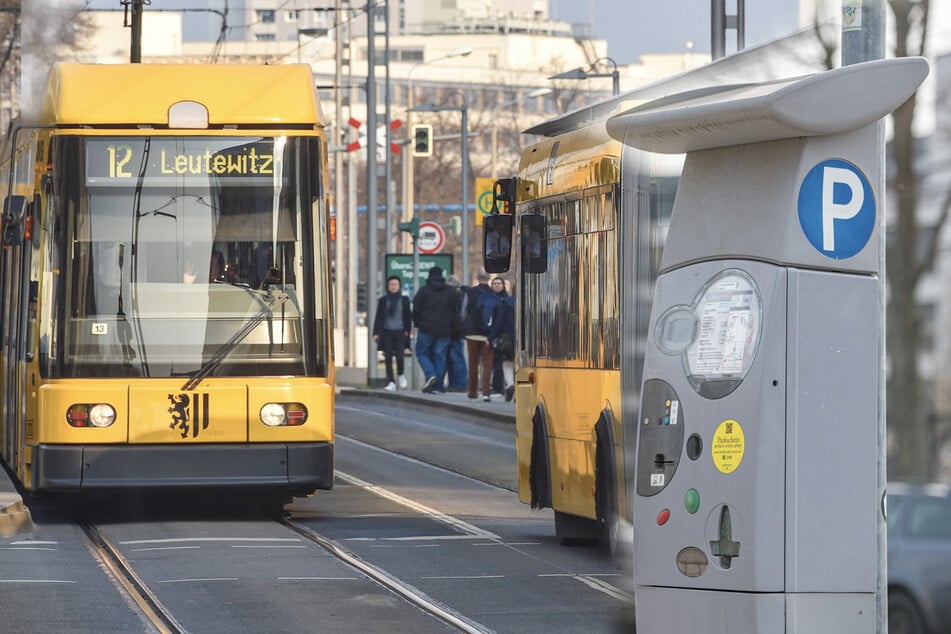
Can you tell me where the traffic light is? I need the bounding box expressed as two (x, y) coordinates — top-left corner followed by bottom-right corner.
(412, 124), (432, 157)
(356, 282), (367, 312)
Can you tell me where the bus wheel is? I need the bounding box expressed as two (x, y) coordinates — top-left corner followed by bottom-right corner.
(554, 510), (601, 546)
(529, 406), (552, 509)
(594, 413), (621, 558)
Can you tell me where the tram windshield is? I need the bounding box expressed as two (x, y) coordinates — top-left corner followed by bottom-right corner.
(41, 135), (328, 379)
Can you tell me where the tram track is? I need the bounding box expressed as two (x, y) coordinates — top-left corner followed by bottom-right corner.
(281, 516), (495, 634)
(80, 522), (187, 634)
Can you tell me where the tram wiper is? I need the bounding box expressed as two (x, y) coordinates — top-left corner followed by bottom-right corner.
(181, 292), (289, 391)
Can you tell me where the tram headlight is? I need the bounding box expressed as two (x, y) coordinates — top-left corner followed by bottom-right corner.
(66, 403), (116, 428)
(89, 404), (117, 427)
(259, 402), (308, 427)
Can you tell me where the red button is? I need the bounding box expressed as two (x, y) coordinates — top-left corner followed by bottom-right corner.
(657, 508), (671, 525)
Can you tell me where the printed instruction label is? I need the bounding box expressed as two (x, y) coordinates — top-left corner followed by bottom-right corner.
(711, 419), (745, 474)
(693, 281), (753, 375)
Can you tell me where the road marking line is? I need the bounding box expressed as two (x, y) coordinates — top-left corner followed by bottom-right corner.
(278, 576), (360, 581)
(158, 578), (238, 583)
(231, 545), (308, 549)
(0, 579), (75, 583)
(347, 535), (486, 542)
(121, 537), (301, 545)
(130, 546), (201, 552)
(421, 575), (505, 580)
(575, 574), (631, 602)
(337, 470), (499, 539)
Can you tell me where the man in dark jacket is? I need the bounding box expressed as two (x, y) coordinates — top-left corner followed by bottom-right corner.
(412, 266), (459, 393)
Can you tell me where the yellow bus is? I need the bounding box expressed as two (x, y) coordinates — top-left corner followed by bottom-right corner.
(485, 119), (683, 555)
(0, 63), (334, 500)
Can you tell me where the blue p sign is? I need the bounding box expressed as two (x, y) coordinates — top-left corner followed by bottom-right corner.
(797, 159), (874, 260)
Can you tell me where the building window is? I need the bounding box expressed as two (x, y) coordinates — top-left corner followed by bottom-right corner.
(255, 33), (277, 41)
(286, 10), (300, 22)
(257, 10), (276, 24)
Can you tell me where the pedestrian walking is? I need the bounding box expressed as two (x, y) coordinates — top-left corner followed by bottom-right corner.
(488, 281), (516, 402)
(443, 274), (468, 391)
(465, 267), (496, 401)
(487, 277), (509, 398)
(372, 275), (412, 391)
(412, 266), (458, 394)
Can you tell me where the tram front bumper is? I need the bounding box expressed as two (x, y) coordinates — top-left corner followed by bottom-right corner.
(31, 442), (333, 494)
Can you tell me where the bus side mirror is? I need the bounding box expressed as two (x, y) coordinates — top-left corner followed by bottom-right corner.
(2, 195), (28, 246)
(483, 213), (513, 273)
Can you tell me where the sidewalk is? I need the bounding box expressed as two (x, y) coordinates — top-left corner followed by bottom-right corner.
(336, 366), (515, 425)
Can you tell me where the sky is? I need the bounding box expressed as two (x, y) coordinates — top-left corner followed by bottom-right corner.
(549, 0), (803, 65)
(84, 0), (804, 66)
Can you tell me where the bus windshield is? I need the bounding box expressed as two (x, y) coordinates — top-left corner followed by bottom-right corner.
(42, 135), (327, 379)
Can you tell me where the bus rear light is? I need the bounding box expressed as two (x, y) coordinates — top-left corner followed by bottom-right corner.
(260, 403), (309, 427)
(285, 404), (308, 426)
(66, 403), (116, 428)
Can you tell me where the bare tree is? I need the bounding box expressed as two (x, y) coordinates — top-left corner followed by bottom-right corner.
(885, 0), (951, 481)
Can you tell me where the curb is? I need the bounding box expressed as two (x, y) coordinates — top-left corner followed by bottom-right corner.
(337, 387), (516, 425)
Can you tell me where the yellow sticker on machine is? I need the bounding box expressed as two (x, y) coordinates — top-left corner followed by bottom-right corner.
(711, 419), (745, 474)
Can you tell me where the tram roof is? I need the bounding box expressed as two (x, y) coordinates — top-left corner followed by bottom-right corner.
(39, 63), (326, 129)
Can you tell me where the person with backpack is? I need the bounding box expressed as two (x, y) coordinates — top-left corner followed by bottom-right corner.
(488, 279), (516, 402)
(465, 267), (495, 401)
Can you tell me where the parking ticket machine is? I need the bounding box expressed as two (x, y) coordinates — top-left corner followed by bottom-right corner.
(606, 58), (929, 632)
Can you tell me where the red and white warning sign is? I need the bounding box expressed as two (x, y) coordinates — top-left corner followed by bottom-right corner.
(417, 221), (445, 254)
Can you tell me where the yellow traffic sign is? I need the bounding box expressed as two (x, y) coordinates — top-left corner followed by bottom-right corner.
(475, 177), (495, 227)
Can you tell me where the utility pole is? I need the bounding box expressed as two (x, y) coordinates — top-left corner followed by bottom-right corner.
(841, 3), (886, 633)
(126, 0), (144, 63)
(710, 0), (744, 60)
(365, 2), (379, 386)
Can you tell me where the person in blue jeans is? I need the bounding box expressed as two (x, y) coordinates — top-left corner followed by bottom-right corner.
(412, 266), (458, 393)
(442, 274), (468, 391)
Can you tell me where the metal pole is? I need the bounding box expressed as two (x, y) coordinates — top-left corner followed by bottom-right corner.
(334, 0), (346, 364)
(460, 102), (468, 282)
(711, 0), (725, 60)
(130, 0), (143, 63)
(366, 3), (379, 385)
(384, 0), (394, 254)
(841, 3), (885, 633)
(404, 88), (415, 253)
(348, 82), (359, 367)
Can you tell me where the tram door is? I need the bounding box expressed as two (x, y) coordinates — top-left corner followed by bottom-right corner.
(1, 129), (38, 475)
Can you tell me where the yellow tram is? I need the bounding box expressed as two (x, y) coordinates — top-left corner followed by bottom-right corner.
(0, 63), (334, 497)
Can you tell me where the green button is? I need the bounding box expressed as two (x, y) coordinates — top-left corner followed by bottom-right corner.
(685, 488), (700, 514)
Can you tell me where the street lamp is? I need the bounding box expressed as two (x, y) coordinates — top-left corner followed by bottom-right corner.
(403, 47), (472, 252)
(409, 92), (470, 284)
(549, 57), (620, 96)
(490, 87), (551, 178)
